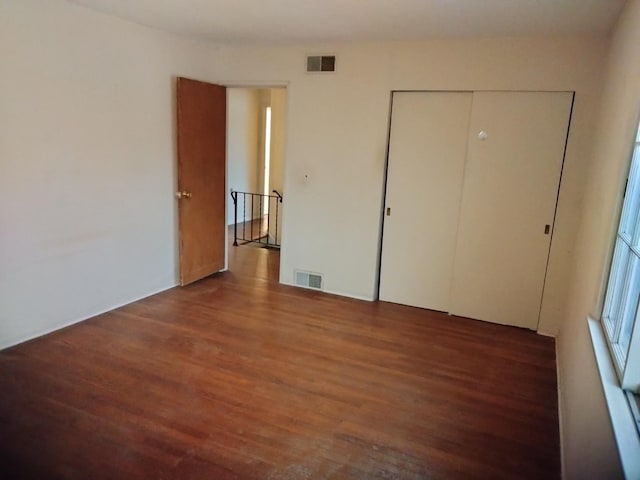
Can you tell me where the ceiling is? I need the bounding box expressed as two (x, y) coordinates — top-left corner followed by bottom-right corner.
(68, 0), (626, 45)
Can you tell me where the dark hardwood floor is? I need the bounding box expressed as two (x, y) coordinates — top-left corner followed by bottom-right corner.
(0, 240), (560, 479)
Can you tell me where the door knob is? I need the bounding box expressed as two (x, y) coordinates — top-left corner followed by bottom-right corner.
(175, 190), (192, 199)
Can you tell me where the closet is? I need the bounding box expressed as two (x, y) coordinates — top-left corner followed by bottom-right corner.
(379, 90), (573, 330)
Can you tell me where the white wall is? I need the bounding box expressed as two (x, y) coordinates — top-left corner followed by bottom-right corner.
(0, 0), (217, 347)
(558, 0), (640, 478)
(227, 88), (261, 225)
(211, 37), (608, 317)
(269, 88), (287, 243)
(269, 88), (287, 195)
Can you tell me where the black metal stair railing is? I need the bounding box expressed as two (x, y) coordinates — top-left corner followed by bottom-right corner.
(230, 190), (283, 248)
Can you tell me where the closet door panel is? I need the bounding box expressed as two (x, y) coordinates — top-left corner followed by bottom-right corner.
(449, 91), (573, 329)
(379, 92), (472, 311)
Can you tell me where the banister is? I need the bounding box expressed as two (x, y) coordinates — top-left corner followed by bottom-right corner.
(231, 190), (282, 248)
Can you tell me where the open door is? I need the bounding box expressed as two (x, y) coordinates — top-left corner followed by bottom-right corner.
(176, 77), (226, 285)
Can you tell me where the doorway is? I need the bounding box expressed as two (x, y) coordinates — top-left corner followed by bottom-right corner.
(226, 87), (287, 283)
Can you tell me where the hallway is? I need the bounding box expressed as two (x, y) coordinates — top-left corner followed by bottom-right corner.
(228, 224), (280, 284)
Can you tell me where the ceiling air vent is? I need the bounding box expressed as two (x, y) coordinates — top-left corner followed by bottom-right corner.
(306, 55), (336, 73)
(295, 270), (324, 290)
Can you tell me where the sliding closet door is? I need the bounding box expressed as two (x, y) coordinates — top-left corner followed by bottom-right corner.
(380, 92), (472, 311)
(449, 91), (573, 329)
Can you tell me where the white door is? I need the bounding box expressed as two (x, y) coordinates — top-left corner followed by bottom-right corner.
(379, 91), (473, 311)
(449, 91), (573, 329)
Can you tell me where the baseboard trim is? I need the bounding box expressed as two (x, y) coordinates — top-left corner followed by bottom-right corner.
(555, 337), (566, 479)
(537, 329), (556, 337)
(323, 288), (375, 302)
(0, 282), (178, 351)
(279, 281), (375, 302)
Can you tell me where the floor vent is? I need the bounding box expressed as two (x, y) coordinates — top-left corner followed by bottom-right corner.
(306, 55), (336, 73)
(295, 270), (324, 290)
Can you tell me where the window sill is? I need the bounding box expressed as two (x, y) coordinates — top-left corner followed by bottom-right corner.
(588, 317), (640, 479)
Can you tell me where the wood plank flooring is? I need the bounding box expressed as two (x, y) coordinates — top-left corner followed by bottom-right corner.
(0, 242), (559, 479)
(231, 216), (271, 243)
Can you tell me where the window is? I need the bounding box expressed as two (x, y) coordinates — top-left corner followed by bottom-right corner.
(602, 119), (640, 395)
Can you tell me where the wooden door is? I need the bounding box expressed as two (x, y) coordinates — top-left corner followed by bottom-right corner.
(176, 77), (226, 285)
(449, 91), (573, 329)
(379, 91), (473, 311)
